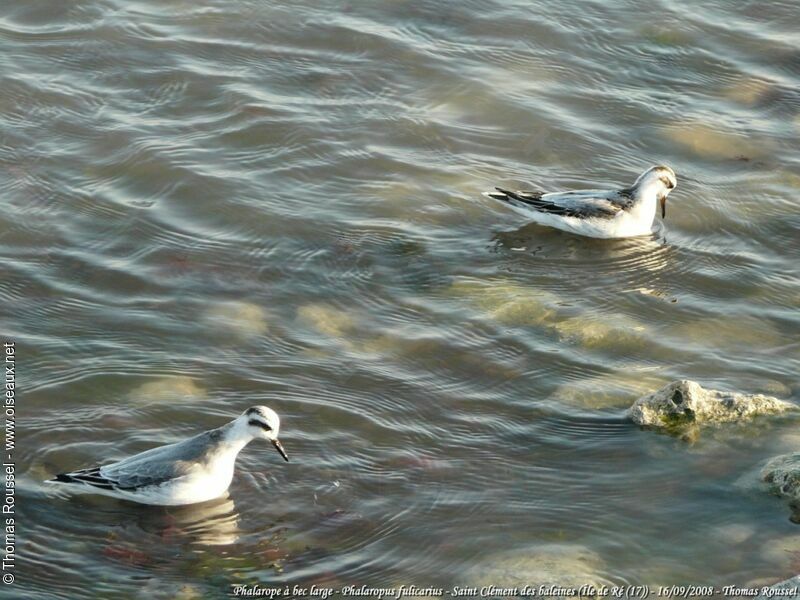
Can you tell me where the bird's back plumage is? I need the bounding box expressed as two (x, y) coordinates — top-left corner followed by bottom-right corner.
(487, 187), (632, 219)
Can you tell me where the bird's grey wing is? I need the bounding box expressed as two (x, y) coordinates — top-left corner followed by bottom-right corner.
(99, 429), (222, 489)
(53, 461), (182, 491)
(99, 457), (190, 490)
(488, 188), (623, 219)
(52, 430), (222, 491)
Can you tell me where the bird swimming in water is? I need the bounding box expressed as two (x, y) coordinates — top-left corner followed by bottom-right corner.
(484, 165), (677, 239)
(46, 406), (289, 506)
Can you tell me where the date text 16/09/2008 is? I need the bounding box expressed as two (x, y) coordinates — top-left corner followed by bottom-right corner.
(661, 587), (797, 599)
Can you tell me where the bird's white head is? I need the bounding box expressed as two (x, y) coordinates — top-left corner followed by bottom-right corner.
(632, 165), (676, 219)
(240, 406), (289, 462)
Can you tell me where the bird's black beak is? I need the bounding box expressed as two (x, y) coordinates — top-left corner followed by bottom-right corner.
(659, 195), (666, 219)
(272, 439), (289, 462)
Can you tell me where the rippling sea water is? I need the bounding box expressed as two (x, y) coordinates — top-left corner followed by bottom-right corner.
(2, 0), (800, 597)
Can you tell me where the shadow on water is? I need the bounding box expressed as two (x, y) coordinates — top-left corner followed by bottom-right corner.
(489, 221), (678, 300)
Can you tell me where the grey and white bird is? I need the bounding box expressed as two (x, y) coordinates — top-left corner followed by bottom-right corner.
(484, 165), (677, 239)
(46, 406), (289, 506)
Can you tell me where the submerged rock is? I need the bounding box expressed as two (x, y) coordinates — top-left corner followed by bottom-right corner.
(640, 24), (691, 47)
(446, 278), (557, 327)
(296, 303), (355, 338)
(445, 278), (649, 352)
(130, 376), (206, 404)
(552, 370), (668, 410)
(670, 317), (783, 352)
(551, 314), (647, 351)
(629, 380), (795, 429)
(136, 580), (203, 600)
(204, 301), (268, 338)
(663, 121), (765, 159)
(761, 453), (800, 507)
(715, 523), (756, 546)
(755, 575), (800, 599)
(465, 543), (610, 597)
(758, 534), (800, 572)
(723, 77), (776, 107)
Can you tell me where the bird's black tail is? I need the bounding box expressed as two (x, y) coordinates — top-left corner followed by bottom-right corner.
(483, 187), (520, 202)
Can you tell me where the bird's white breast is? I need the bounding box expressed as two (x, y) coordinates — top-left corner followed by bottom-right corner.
(119, 455), (238, 506)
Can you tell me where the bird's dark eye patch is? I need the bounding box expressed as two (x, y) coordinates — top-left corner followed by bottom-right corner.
(660, 176), (674, 189)
(248, 419), (272, 432)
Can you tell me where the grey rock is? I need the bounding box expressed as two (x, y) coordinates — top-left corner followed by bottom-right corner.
(629, 380), (795, 429)
(761, 453), (800, 505)
(754, 575), (800, 599)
